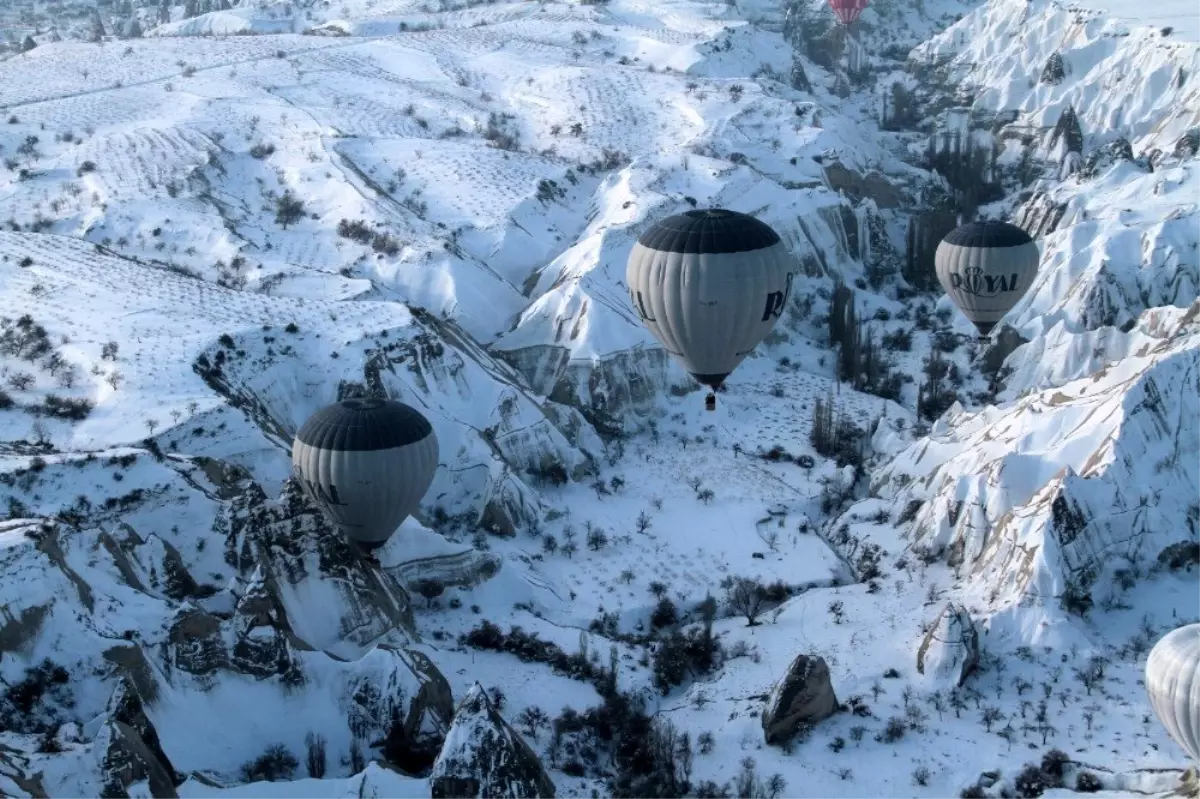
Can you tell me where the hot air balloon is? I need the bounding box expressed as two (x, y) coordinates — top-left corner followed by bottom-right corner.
(828, 0), (869, 25)
(934, 220), (1040, 338)
(626, 208), (795, 410)
(1146, 624), (1200, 763)
(291, 398), (438, 554)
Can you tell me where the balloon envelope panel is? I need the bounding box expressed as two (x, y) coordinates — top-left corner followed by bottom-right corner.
(1146, 624), (1200, 762)
(934, 221), (1040, 336)
(626, 209), (796, 389)
(291, 399), (439, 550)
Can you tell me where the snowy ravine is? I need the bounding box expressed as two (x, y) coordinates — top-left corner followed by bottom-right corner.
(0, 0), (1197, 795)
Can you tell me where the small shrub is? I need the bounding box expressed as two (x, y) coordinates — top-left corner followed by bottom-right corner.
(877, 716), (906, 743)
(1040, 748), (1070, 787)
(1074, 771), (1102, 793)
(241, 743), (298, 783)
(1014, 763), (1046, 798)
(38, 394), (94, 420)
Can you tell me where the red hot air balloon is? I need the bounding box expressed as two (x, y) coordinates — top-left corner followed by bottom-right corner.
(828, 0), (868, 25)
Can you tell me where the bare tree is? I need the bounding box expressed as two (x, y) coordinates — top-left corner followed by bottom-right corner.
(759, 528), (780, 552)
(828, 600), (845, 624)
(516, 706), (549, 739)
(726, 577), (766, 626)
(346, 739), (365, 774)
(1075, 657), (1106, 696)
(43, 352), (67, 376)
(304, 733), (327, 779)
(413, 578), (445, 608)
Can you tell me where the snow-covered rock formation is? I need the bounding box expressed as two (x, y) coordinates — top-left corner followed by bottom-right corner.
(429, 683), (556, 799)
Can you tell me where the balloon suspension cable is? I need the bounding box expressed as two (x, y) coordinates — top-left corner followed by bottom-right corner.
(705, 392), (717, 412)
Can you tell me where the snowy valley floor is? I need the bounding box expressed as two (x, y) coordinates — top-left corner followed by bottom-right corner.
(0, 0), (1198, 796)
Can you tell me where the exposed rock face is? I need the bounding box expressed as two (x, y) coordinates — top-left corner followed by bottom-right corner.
(429, 683), (556, 799)
(94, 719), (178, 799)
(1079, 137), (1135, 180)
(916, 602), (981, 687)
(1013, 190), (1069, 239)
(105, 677), (180, 788)
(98, 523), (200, 602)
(216, 479), (418, 657)
(979, 325), (1029, 375)
(167, 607), (228, 681)
(230, 567), (296, 679)
(1039, 51), (1065, 85)
(348, 646), (456, 754)
(761, 653), (839, 744)
(0, 745), (48, 799)
(497, 345), (682, 437)
(822, 161), (905, 208)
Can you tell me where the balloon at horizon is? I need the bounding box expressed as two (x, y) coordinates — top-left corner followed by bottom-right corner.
(828, 0), (869, 25)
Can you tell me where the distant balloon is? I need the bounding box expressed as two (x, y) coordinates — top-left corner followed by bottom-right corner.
(291, 398), (438, 552)
(828, 0), (869, 25)
(934, 220), (1040, 337)
(1145, 624), (1200, 763)
(626, 209), (795, 400)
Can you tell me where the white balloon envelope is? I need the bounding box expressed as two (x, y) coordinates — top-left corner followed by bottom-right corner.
(1146, 623), (1200, 763)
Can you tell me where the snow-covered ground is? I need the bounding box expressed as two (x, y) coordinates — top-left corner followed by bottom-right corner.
(0, 0), (1197, 796)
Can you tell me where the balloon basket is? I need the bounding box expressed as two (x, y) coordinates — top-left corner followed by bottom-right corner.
(705, 393), (717, 412)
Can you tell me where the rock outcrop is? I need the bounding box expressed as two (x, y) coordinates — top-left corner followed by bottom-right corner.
(761, 653), (839, 744)
(104, 677), (180, 788)
(916, 602), (981, 687)
(216, 479), (418, 658)
(94, 719), (179, 799)
(429, 683), (556, 799)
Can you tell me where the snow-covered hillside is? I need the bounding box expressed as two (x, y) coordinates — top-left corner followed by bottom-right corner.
(1, 0), (1197, 796)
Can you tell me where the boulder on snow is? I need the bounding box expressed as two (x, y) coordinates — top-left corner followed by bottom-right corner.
(1174, 128), (1200, 161)
(429, 683), (556, 799)
(916, 602), (980, 687)
(979, 325), (1029, 375)
(821, 161), (905, 208)
(761, 653), (839, 744)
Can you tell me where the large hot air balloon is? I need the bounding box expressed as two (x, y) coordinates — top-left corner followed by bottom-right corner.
(291, 398), (438, 553)
(626, 208), (795, 409)
(828, 0), (869, 25)
(934, 220), (1040, 338)
(1146, 624), (1200, 763)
